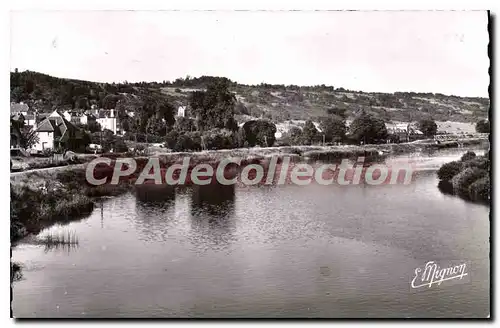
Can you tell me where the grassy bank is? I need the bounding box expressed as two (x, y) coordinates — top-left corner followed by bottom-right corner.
(11, 154), (96, 172)
(437, 151), (491, 204)
(10, 169), (132, 243)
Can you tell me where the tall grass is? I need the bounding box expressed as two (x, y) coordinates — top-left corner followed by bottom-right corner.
(38, 230), (79, 246)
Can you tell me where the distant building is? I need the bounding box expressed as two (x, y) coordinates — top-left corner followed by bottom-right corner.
(32, 110), (85, 151)
(385, 122), (424, 143)
(10, 102), (29, 116)
(96, 109), (118, 134)
(177, 106), (186, 117)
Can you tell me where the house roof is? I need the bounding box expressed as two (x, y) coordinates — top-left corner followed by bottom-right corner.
(10, 103), (29, 113)
(36, 115), (83, 141)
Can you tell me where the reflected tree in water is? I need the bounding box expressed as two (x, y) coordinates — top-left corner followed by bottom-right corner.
(188, 182), (236, 251)
(133, 184), (177, 242)
(134, 184), (176, 209)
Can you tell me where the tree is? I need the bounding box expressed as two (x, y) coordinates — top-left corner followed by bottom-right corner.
(281, 126), (303, 145)
(175, 117), (196, 132)
(461, 151), (476, 162)
(157, 100), (176, 128)
(476, 119), (490, 133)
(241, 120), (277, 147)
(189, 80), (237, 131)
(437, 161), (463, 182)
(418, 119), (438, 137)
(19, 126), (39, 149)
(102, 94), (120, 109)
(301, 120), (319, 145)
(326, 107), (346, 119)
(349, 111), (388, 144)
(80, 121), (102, 133)
(320, 117), (346, 143)
(202, 129), (238, 150)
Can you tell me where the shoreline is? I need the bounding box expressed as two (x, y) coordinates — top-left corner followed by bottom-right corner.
(10, 139), (489, 244)
(10, 138), (489, 175)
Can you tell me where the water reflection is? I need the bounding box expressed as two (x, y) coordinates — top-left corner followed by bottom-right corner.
(132, 184), (177, 242)
(43, 243), (79, 254)
(134, 184), (176, 208)
(188, 183), (236, 251)
(190, 183), (235, 218)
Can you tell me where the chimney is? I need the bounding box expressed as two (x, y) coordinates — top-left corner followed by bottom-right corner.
(110, 109), (114, 118)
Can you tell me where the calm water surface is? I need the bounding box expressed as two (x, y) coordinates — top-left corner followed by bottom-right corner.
(12, 148), (490, 318)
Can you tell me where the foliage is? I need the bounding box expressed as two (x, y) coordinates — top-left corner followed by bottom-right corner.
(437, 161), (463, 182)
(174, 117), (197, 132)
(349, 111), (388, 144)
(451, 167), (488, 198)
(10, 70), (489, 128)
(460, 151), (476, 162)
(78, 121), (102, 133)
(19, 126), (39, 149)
(286, 127), (303, 145)
(418, 119), (438, 137)
(320, 117), (346, 143)
(241, 120), (277, 147)
(189, 80), (237, 131)
(326, 107), (346, 119)
(91, 130), (128, 152)
(301, 120), (320, 145)
(475, 119), (490, 133)
(468, 175), (490, 202)
(202, 129), (238, 150)
(462, 156), (490, 171)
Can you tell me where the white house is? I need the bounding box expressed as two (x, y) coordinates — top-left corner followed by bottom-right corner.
(31, 110), (85, 151)
(97, 109), (118, 134)
(177, 106), (186, 117)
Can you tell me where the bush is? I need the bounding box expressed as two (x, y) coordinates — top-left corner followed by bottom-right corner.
(202, 129), (238, 150)
(113, 139), (129, 153)
(462, 156), (490, 171)
(174, 134), (202, 152)
(475, 119), (490, 133)
(460, 151), (476, 162)
(165, 130), (179, 149)
(437, 161), (463, 182)
(241, 120), (277, 147)
(451, 167), (488, 198)
(468, 175), (490, 202)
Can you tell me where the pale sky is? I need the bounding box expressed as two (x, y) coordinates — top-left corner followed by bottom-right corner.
(10, 10), (490, 97)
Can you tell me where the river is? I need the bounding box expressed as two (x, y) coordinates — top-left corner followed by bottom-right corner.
(11, 148), (490, 318)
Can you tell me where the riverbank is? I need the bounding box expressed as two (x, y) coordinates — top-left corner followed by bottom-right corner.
(437, 151), (491, 203)
(10, 169), (132, 244)
(10, 138), (488, 173)
(10, 139), (489, 243)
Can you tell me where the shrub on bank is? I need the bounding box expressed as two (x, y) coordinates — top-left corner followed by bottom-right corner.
(468, 175), (490, 202)
(202, 128), (238, 150)
(437, 161), (463, 182)
(451, 167), (488, 198)
(462, 156), (490, 171)
(10, 169), (107, 242)
(460, 151), (477, 162)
